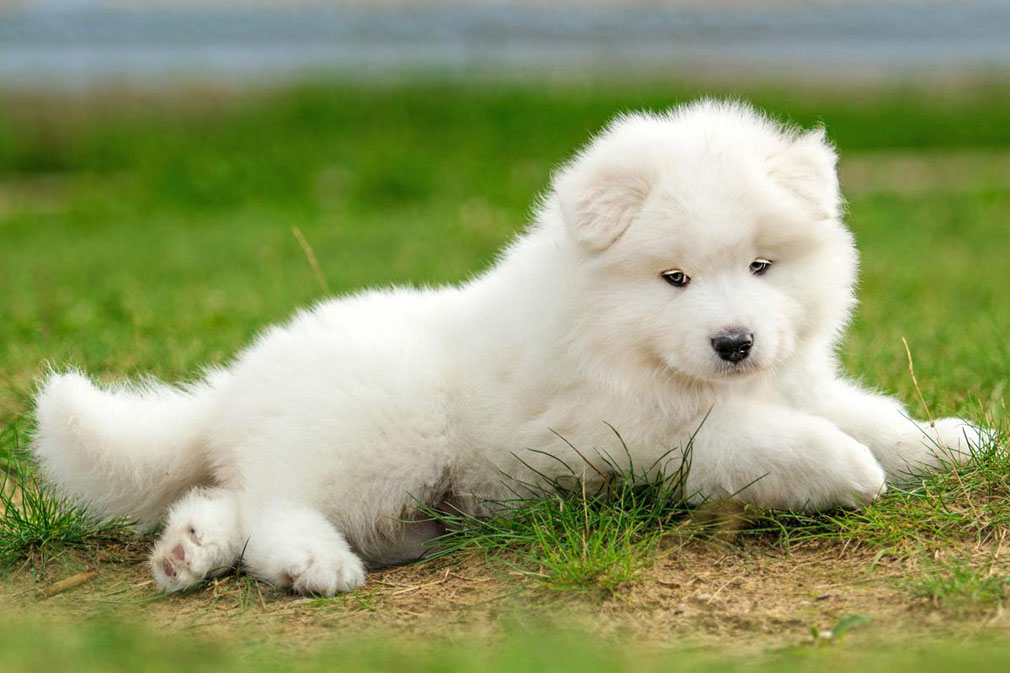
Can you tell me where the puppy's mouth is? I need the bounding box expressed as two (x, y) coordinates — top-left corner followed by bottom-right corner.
(659, 355), (764, 384)
(713, 359), (762, 378)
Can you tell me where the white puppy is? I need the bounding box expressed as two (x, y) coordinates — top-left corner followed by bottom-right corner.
(32, 101), (981, 595)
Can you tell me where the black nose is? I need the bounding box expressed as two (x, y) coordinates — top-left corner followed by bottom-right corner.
(711, 330), (754, 364)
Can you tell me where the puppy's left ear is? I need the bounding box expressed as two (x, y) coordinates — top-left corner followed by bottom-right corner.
(554, 134), (657, 252)
(768, 128), (841, 221)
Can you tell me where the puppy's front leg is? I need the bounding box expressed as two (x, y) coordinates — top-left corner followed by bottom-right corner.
(684, 400), (886, 511)
(799, 379), (985, 481)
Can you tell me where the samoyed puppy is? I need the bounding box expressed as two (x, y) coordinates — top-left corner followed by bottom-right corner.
(32, 100), (982, 596)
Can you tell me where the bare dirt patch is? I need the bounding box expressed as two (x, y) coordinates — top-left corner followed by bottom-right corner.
(5, 534), (1010, 654)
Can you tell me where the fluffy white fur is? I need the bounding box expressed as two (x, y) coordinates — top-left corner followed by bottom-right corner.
(32, 100), (983, 595)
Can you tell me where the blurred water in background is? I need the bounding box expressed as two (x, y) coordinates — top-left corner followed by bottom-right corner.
(1, 0), (1009, 89)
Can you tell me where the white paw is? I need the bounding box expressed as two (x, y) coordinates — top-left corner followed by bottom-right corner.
(701, 432), (886, 512)
(150, 522), (234, 592)
(924, 418), (991, 463)
(840, 444), (888, 507)
(770, 433), (886, 511)
(278, 547), (366, 596)
(816, 434), (888, 509)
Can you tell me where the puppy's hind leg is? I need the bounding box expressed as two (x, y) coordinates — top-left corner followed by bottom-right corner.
(151, 488), (243, 592)
(241, 501), (366, 596)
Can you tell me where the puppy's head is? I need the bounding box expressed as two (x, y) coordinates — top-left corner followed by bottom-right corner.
(552, 100), (857, 385)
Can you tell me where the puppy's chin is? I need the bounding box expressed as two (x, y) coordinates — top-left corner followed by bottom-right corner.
(711, 359), (765, 380)
(660, 355), (768, 385)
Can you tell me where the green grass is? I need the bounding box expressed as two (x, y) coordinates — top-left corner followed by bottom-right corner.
(902, 556), (1010, 611)
(0, 425), (123, 570)
(7, 615), (1010, 673)
(425, 433), (694, 593)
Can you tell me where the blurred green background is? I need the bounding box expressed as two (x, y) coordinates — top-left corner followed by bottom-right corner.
(2, 83), (1009, 428)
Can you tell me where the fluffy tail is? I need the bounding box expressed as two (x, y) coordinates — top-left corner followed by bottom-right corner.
(31, 371), (221, 529)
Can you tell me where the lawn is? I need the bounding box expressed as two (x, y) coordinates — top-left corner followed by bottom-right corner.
(1, 80), (1009, 670)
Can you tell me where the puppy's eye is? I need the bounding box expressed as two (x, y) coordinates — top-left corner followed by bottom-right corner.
(749, 258), (773, 276)
(661, 269), (691, 288)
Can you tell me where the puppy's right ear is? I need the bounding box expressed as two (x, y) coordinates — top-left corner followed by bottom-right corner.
(554, 131), (657, 252)
(767, 127), (841, 221)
